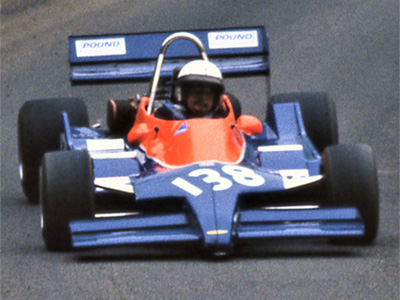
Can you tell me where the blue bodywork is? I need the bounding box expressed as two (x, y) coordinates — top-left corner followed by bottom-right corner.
(63, 27), (364, 253)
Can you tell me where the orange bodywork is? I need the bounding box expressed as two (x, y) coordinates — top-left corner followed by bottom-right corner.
(127, 95), (245, 168)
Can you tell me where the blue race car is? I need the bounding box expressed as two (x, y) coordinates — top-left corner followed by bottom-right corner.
(18, 27), (379, 255)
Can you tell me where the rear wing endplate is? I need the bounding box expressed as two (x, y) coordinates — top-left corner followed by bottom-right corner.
(69, 26), (269, 84)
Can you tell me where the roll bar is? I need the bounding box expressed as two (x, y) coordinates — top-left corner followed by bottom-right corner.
(146, 32), (209, 114)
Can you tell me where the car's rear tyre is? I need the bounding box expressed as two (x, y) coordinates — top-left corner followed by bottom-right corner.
(41, 150), (94, 251)
(18, 98), (89, 204)
(107, 99), (137, 134)
(225, 92), (242, 119)
(322, 144), (379, 244)
(270, 92), (338, 152)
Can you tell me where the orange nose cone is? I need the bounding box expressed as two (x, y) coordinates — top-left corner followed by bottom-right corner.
(236, 115), (263, 136)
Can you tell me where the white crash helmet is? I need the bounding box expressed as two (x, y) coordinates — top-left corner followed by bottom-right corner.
(175, 60), (224, 109)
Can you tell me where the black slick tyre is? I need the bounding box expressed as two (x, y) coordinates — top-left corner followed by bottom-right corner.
(270, 92), (338, 153)
(18, 98), (89, 203)
(40, 150), (94, 251)
(225, 92), (242, 119)
(322, 144), (379, 244)
(106, 99), (137, 134)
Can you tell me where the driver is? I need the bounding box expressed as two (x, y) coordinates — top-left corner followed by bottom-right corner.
(175, 60), (225, 118)
(156, 60), (227, 119)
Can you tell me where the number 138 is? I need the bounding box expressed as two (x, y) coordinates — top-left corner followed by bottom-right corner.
(172, 166), (265, 196)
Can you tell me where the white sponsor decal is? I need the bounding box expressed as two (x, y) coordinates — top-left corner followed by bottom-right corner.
(281, 175), (323, 190)
(274, 169), (323, 190)
(208, 30), (258, 49)
(94, 176), (134, 194)
(90, 151), (137, 159)
(258, 144), (304, 152)
(75, 38), (126, 57)
(278, 169), (309, 178)
(86, 139), (125, 151)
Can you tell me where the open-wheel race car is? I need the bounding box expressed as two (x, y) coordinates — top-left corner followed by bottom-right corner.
(18, 27), (379, 255)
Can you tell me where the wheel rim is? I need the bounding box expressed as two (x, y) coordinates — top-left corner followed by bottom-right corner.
(19, 163), (24, 181)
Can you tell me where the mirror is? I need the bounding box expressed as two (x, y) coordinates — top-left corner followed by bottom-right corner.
(236, 115), (263, 136)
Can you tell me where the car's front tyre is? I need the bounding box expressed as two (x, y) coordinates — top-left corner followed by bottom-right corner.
(41, 150), (94, 251)
(322, 144), (379, 244)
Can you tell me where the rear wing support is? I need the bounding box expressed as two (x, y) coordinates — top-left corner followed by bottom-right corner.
(68, 27), (270, 84)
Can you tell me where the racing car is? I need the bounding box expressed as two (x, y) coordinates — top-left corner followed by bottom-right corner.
(18, 27), (379, 255)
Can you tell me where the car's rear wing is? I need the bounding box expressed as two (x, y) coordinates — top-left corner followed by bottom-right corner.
(68, 26), (269, 84)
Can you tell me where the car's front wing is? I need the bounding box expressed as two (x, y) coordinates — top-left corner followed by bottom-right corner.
(70, 163), (365, 252)
(70, 206), (364, 250)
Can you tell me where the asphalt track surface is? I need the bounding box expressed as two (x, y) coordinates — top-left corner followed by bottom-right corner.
(1, 1), (399, 299)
